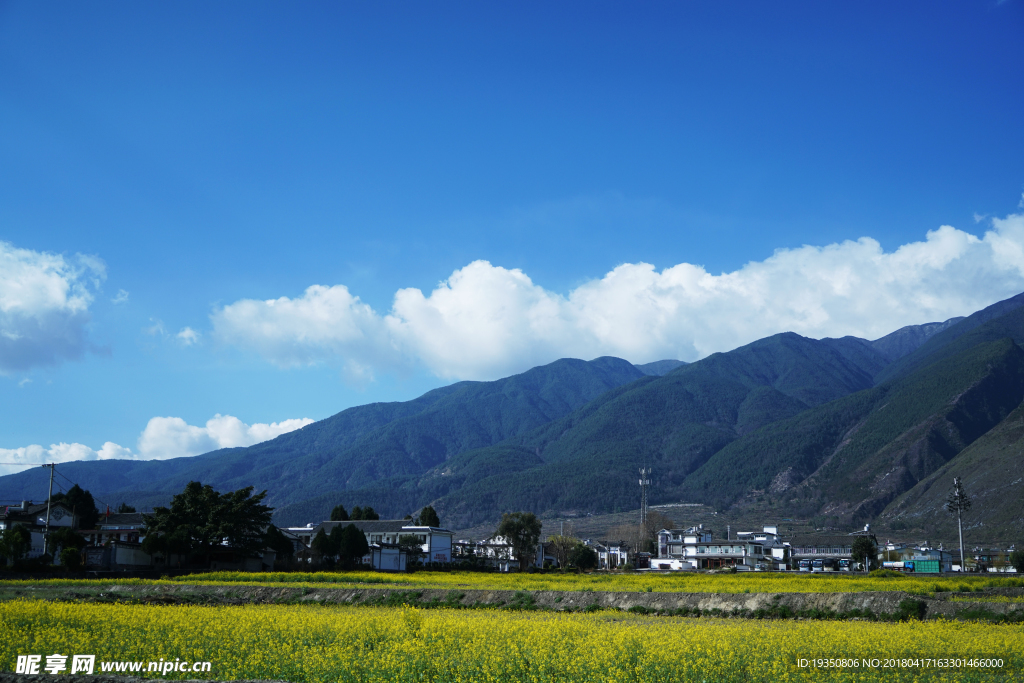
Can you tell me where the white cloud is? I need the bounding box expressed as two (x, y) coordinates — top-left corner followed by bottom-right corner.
(212, 284), (398, 369)
(136, 414), (314, 459)
(112, 289), (129, 305)
(0, 441), (130, 477)
(0, 414), (314, 475)
(211, 212), (1024, 381)
(0, 241), (105, 374)
(176, 327), (200, 346)
(973, 213), (988, 223)
(144, 318), (166, 337)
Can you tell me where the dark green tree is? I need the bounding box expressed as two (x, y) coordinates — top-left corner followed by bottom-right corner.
(116, 503), (136, 513)
(851, 536), (877, 571)
(218, 486), (275, 556)
(417, 506), (440, 527)
(338, 524), (370, 567)
(568, 543), (598, 570)
(264, 526), (295, 563)
(310, 528), (335, 566)
(397, 533), (425, 565)
(330, 505), (349, 521)
(0, 525), (32, 565)
(328, 525), (345, 559)
(495, 512), (542, 571)
(49, 527), (86, 557)
(350, 506), (379, 520)
(60, 547), (82, 571)
(50, 484), (99, 531)
(142, 482), (273, 560)
(1009, 549), (1024, 574)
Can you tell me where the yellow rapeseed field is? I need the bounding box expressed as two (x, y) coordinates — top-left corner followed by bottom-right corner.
(4, 570), (1022, 594)
(1, 600), (1020, 682)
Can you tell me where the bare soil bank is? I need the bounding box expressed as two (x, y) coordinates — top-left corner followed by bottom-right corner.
(1, 583), (1022, 622)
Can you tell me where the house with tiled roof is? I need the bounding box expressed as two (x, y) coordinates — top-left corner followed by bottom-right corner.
(1, 500), (78, 559)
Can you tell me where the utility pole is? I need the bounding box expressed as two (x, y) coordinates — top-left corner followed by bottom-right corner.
(42, 464), (55, 557)
(946, 477), (972, 573)
(639, 467), (651, 526)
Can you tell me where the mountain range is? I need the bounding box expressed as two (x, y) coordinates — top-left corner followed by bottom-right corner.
(3, 293), (1024, 541)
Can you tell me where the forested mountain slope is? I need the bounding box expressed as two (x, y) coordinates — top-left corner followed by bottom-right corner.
(875, 292), (1024, 383)
(273, 332), (897, 526)
(679, 338), (1024, 522)
(882, 401), (1024, 542)
(7, 292), (1024, 539)
(0, 357), (644, 508)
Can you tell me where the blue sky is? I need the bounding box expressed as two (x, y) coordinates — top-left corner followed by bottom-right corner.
(2, 1), (1023, 469)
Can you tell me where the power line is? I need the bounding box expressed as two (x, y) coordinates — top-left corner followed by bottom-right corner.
(51, 467), (118, 512)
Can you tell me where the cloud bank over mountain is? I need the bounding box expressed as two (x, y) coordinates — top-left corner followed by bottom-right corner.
(0, 414), (313, 475)
(0, 241), (105, 374)
(213, 213), (1024, 381)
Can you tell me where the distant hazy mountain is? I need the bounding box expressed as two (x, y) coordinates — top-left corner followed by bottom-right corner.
(867, 317), (964, 362)
(875, 292), (1024, 383)
(634, 359), (688, 376)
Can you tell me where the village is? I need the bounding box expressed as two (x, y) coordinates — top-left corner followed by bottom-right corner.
(1, 485), (1020, 576)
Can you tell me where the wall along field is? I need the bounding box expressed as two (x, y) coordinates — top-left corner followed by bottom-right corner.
(1, 599), (1022, 682)
(2, 569), (1020, 593)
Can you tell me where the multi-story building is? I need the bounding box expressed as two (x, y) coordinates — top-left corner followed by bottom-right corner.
(655, 525), (767, 570)
(735, 526), (789, 570)
(789, 534), (856, 571)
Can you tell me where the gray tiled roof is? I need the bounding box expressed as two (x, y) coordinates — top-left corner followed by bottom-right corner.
(789, 535), (857, 547)
(318, 520), (408, 534)
(98, 512), (146, 528)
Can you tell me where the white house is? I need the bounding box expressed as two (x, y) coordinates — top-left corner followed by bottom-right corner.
(304, 520), (454, 568)
(1, 501), (78, 559)
(735, 526), (789, 570)
(656, 525), (767, 570)
(476, 535), (516, 571)
(584, 540), (630, 569)
(371, 543), (407, 571)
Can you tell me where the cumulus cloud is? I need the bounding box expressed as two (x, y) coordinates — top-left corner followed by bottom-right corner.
(211, 213), (1024, 381)
(0, 441), (134, 477)
(112, 289), (129, 305)
(136, 414), (314, 460)
(0, 241), (105, 374)
(0, 414), (314, 475)
(176, 327), (200, 346)
(212, 284), (395, 368)
(144, 318), (166, 337)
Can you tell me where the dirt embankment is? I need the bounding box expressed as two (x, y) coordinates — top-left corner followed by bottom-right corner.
(2, 583), (1022, 621)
